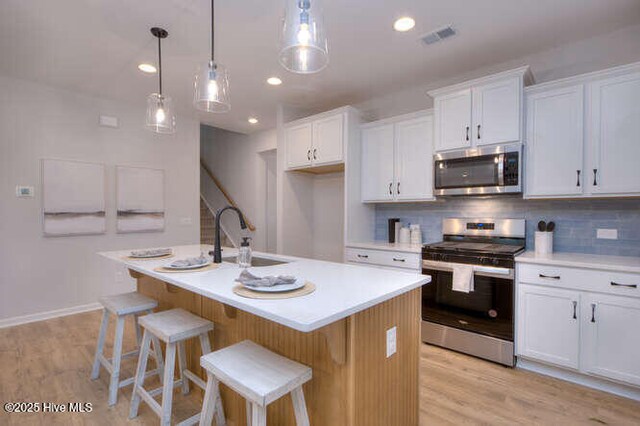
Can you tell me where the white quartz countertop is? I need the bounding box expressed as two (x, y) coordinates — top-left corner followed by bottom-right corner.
(100, 245), (430, 333)
(346, 241), (423, 254)
(516, 251), (640, 274)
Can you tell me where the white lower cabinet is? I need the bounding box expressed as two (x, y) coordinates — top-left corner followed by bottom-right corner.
(517, 285), (580, 369)
(582, 293), (640, 386)
(516, 262), (640, 389)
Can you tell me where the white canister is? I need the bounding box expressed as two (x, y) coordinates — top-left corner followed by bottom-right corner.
(410, 225), (422, 245)
(534, 231), (554, 256)
(399, 227), (411, 244)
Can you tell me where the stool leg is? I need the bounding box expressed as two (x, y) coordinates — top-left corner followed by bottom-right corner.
(199, 371), (226, 426)
(108, 315), (126, 406)
(151, 334), (165, 384)
(177, 341), (190, 395)
(129, 330), (152, 419)
(245, 400), (253, 426)
(90, 309), (109, 380)
(251, 403), (267, 426)
(161, 342), (177, 426)
(291, 386), (310, 426)
(134, 314), (142, 348)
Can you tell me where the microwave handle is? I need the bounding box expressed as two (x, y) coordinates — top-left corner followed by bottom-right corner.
(497, 154), (505, 186)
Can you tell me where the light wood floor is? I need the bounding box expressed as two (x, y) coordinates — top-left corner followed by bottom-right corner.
(1, 310), (639, 425)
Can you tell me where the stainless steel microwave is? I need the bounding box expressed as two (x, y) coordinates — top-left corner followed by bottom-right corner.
(434, 144), (522, 196)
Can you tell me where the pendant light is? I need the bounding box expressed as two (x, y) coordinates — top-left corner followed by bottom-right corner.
(145, 27), (176, 134)
(194, 0), (230, 112)
(279, 0), (328, 74)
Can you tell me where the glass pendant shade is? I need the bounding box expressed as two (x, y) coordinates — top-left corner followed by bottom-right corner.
(194, 60), (231, 112)
(279, 0), (328, 74)
(145, 93), (176, 134)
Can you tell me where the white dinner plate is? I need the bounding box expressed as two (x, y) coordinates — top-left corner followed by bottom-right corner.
(130, 250), (172, 258)
(242, 280), (305, 293)
(163, 261), (211, 270)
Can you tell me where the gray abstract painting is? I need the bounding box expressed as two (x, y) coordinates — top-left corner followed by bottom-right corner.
(116, 166), (165, 233)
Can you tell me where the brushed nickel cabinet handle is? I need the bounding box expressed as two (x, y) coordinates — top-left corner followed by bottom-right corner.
(465, 126), (470, 141)
(313, 148), (317, 160)
(611, 281), (638, 289)
(393, 258), (406, 262)
(477, 124), (481, 139)
(357, 254), (369, 259)
(397, 182), (400, 194)
(593, 169), (598, 186)
(591, 303), (596, 323)
(539, 274), (561, 280)
(572, 301), (577, 320)
(576, 170), (581, 187)
(389, 182), (393, 195)
(307, 150), (311, 161)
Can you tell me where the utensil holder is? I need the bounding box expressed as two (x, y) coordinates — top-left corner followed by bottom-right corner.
(535, 231), (553, 256)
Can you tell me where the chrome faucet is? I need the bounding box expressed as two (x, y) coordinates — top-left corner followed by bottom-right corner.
(211, 205), (247, 263)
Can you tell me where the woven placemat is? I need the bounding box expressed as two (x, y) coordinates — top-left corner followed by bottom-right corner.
(153, 263), (219, 273)
(232, 282), (316, 299)
(123, 253), (174, 261)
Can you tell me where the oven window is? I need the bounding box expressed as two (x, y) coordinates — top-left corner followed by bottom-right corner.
(422, 268), (513, 341)
(435, 154), (500, 189)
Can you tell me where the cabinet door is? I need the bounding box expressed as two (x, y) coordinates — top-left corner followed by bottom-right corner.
(312, 113), (344, 166)
(472, 77), (521, 146)
(434, 89), (472, 152)
(525, 85), (585, 197)
(395, 115), (434, 201)
(516, 284), (580, 369)
(361, 124), (395, 202)
(582, 293), (640, 386)
(589, 72), (640, 195)
(285, 122), (313, 169)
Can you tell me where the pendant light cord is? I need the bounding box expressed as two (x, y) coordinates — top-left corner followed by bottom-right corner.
(158, 35), (163, 95)
(211, 0), (216, 62)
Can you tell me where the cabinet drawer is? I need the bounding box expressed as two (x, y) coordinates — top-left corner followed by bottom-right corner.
(345, 248), (420, 271)
(518, 264), (640, 298)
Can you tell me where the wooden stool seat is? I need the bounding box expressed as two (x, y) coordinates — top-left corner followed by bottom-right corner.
(138, 308), (213, 343)
(199, 340), (311, 426)
(130, 308), (218, 426)
(91, 292), (164, 406)
(100, 292), (158, 316)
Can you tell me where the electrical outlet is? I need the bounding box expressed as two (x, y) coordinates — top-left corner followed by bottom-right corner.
(386, 326), (397, 358)
(15, 186), (34, 197)
(597, 229), (618, 240)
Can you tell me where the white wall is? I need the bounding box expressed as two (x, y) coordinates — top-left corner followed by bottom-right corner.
(200, 126), (277, 252)
(0, 75), (200, 324)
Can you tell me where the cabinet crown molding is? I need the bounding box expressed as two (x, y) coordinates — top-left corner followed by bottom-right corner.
(283, 105), (359, 129)
(360, 109), (433, 129)
(427, 66), (532, 98)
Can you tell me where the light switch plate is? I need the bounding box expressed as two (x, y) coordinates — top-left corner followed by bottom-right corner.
(99, 115), (119, 128)
(386, 326), (397, 358)
(15, 186), (34, 197)
(597, 229), (618, 240)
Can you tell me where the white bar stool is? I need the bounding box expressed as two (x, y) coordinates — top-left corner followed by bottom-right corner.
(199, 340), (312, 426)
(129, 308), (216, 426)
(91, 291), (164, 406)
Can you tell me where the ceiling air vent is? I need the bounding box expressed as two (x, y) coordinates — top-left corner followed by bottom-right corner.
(420, 25), (456, 45)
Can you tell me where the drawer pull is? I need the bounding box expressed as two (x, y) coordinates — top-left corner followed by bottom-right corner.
(393, 258), (406, 262)
(357, 254), (369, 259)
(591, 303), (596, 323)
(572, 301), (577, 320)
(610, 281), (638, 289)
(539, 274), (561, 280)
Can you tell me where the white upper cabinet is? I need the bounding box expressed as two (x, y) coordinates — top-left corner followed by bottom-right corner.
(395, 115), (434, 201)
(434, 89), (472, 152)
(361, 124), (395, 202)
(361, 111), (435, 203)
(582, 293), (640, 387)
(524, 62), (640, 199)
(525, 85), (585, 198)
(588, 71), (640, 196)
(284, 109), (346, 171)
(312, 114), (344, 165)
(472, 77), (521, 146)
(430, 67), (529, 153)
(285, 122), (313, 169)
(517, 284), (580, 370)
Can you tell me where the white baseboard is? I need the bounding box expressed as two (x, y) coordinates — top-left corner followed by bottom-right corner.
(517, 357), (640, 401)
(0, 302), (102, 329)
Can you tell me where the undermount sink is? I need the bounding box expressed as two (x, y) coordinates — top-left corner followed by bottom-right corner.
(221, 256), (289, 267)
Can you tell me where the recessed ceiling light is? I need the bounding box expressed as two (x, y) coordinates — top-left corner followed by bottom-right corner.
(248, 117), (259, 124)
(267, 77), (282, 86)
(138, 63), (157, 73)
(393, 17), (415, 32)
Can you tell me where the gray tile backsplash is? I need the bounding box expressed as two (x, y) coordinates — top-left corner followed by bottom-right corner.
(375, 197), (640, 257)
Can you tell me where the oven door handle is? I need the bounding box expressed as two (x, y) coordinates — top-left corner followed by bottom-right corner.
(422, 260), (514, 280)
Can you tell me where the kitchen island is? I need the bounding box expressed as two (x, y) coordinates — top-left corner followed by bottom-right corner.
(100, 245), (430, 425)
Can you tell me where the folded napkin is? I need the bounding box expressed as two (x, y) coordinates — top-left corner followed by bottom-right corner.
(170, 256), (208, 268)
(131, 248), (172, 257)
(237, 269), (297, 288)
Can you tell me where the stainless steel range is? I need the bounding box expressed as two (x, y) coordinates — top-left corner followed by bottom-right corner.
(421, 218), (525, 366)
